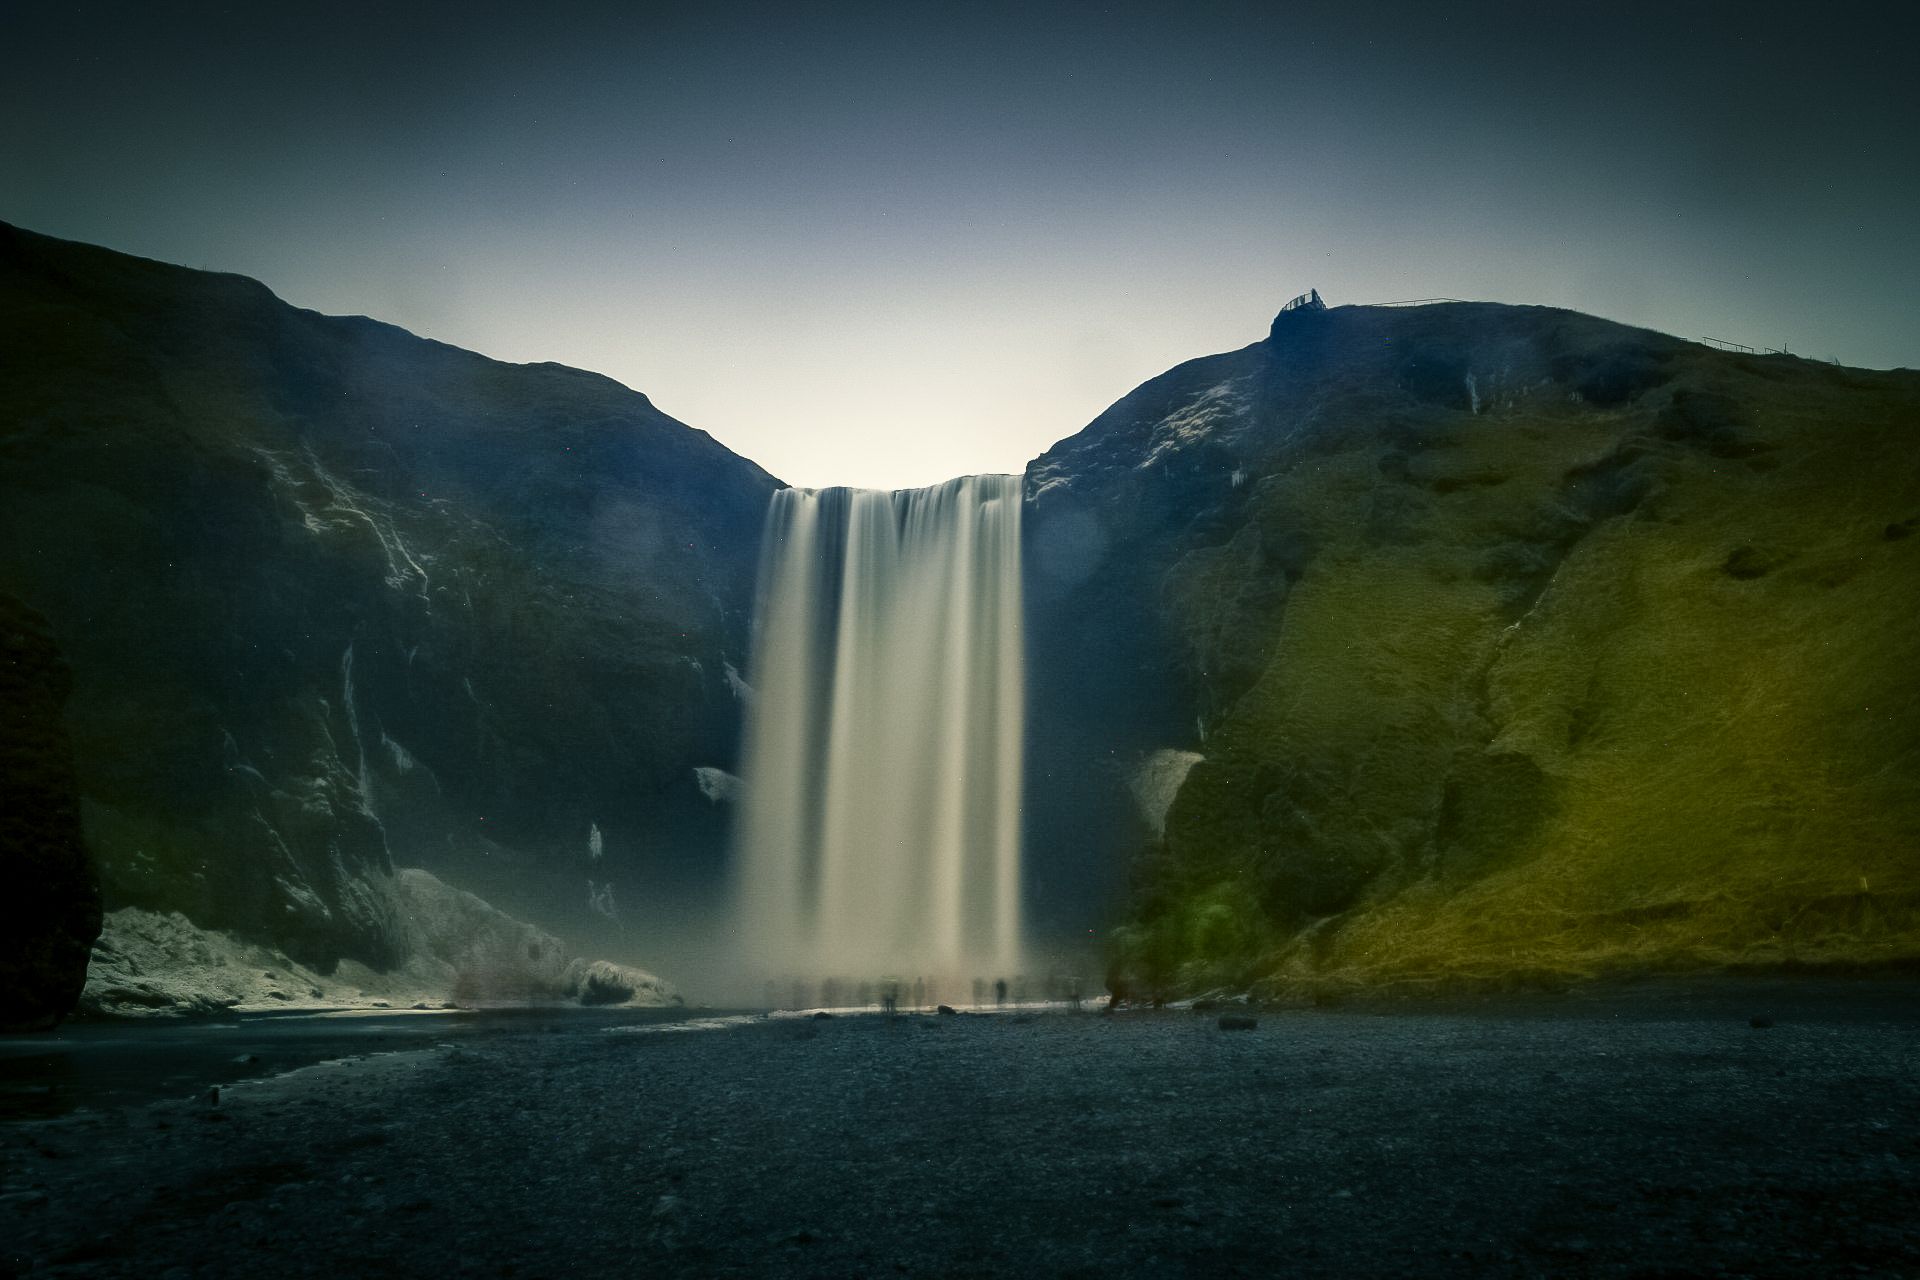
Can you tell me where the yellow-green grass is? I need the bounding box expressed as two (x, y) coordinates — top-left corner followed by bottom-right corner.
(1133, 355), (1920, 995)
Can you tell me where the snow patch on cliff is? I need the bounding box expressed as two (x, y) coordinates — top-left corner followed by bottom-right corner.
(252, 445), (433, 604)
(80, 908), (428, 1017)
(1026, 462), (1073, 502)
(576, 959), (673, 1007)
(1128, 749), (1206, 838)
(723, 662), (754, 703)
(381, 731), (418, 773)
(79, 870), (679, 1017)
(1137, 378), (1253, 470)
(693, 766), (741, 805)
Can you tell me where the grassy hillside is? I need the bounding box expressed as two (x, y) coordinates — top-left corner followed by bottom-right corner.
(1027, 301), (1920, 995)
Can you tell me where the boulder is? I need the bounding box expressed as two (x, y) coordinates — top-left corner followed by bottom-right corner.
(572, 958), (674, 1008)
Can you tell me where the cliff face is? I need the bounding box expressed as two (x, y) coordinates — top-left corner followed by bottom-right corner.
(1025, 301), (1920, 993)
(0, 224), (779, 969)
(0, 594), (103, 1029)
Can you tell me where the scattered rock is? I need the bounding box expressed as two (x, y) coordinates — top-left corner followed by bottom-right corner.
(1218, 1015), (1258, 1032)
(936, 1004), (957, 1016)
(1750, 1015), (1775, 1029)
(811, 1011), (834, 1020)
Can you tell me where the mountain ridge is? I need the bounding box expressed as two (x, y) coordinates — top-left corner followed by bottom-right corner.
(0, 220), (753, 448)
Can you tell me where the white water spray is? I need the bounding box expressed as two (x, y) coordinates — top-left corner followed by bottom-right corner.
(731, 475), (1025, 988)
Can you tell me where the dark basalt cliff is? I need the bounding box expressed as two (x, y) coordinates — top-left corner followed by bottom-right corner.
(0, 594), (103, 1029)
(0, 224), (779, 969)
(1024, 300), (1920, 993)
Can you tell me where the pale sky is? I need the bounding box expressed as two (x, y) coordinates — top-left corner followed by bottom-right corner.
(4, 1), (1914, 488)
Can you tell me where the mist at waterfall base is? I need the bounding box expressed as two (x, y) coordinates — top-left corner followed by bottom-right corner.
(718, 475), (1030, 1006)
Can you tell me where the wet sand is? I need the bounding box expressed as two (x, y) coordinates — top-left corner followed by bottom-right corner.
(4, 979), (1918, 1277)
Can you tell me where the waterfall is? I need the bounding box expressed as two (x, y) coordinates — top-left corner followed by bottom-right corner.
(732, 474), (1025, 988)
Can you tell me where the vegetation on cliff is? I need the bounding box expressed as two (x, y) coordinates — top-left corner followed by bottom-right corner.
(1027, 301), (1920, 995)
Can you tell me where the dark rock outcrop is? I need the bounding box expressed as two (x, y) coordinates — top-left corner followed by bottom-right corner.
(0, 595), (102, 1030)
(0, 222), (779, 968)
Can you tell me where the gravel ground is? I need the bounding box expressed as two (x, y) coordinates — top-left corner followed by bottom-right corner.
(4, 979), (1918, 1278)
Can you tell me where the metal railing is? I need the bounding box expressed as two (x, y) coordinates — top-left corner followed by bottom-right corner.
(1700, 336), (1840, 364)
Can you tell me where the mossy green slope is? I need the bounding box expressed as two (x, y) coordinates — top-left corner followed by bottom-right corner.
(1028, 302), (1920, 994)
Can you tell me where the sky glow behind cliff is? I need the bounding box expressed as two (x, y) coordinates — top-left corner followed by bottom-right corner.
(3, 0), (1914, 488)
